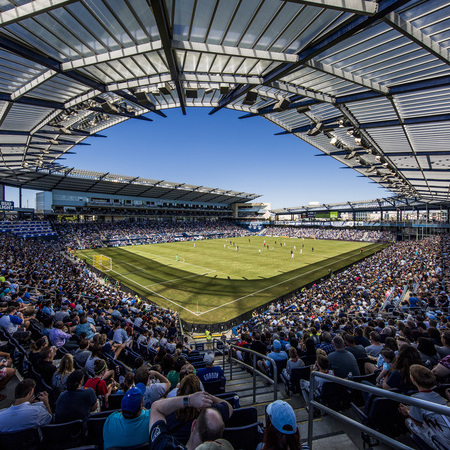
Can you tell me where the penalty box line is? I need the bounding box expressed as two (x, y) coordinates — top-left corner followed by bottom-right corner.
(107, 267), (199, 316)
(197, 244), (385, 317)
(144, 270), (216, 288)
(109, 252), (217, 292)
(131, 249), (215, 272)
(104, 256), (200, 315)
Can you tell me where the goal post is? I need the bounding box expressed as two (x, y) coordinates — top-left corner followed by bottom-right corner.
(92, 254), (112, 271)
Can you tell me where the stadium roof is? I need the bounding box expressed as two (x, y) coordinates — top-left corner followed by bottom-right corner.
(0, 167), (258, 203)
(0, 0), (449, 204)
(272, 196), (427, 214)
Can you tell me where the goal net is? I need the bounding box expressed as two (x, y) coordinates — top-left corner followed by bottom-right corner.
(93, 254), (112, 271)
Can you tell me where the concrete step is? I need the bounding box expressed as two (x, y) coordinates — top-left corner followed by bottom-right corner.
(309, 431), (359, 450)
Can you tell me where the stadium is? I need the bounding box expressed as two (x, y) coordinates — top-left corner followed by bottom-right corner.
(0, 1), (450, 449)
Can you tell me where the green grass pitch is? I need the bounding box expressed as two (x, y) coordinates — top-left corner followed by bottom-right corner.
(77, 236), (386, 324)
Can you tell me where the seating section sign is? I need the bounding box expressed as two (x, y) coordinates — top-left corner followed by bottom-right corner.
(0, 201), (14, 210)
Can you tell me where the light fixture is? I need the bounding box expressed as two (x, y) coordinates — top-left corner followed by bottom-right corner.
(307, 122), (323, 136)
(186, 89), (198, 99)
(159, 83), (172, 95)
(366, 165), (377, 174)
(330, 137), (338, 146)
(296, 106), (311, 114)
(345, 150), (357, 160)
(273, 98), (290, 111)
(242, 91), (258, 105)
(100, 101), (119, 114)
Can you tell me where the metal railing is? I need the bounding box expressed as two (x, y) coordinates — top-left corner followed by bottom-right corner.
(226, 343), (279, 403)
(307, 372), (450, 450)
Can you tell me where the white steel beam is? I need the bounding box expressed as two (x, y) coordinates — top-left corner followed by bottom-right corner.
(305, 60), (389, 93)
(283, 0), (377, 15)
(0, 0), (78, 27)
(11, 69), (56, 100)
(268, 80), (335, 103)
(171, 40), (298, 63)
(384, 12), (450, 65)
(61, 41), (163, 71)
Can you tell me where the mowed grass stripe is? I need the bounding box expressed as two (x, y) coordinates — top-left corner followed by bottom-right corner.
(78, 237), (386, 324)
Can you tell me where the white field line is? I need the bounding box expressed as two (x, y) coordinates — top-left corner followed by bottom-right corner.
(130, 249), (215, 272)
(144, 270), (216, 288)
(197, 245), (384, 316)
(107, 266), (198, 315)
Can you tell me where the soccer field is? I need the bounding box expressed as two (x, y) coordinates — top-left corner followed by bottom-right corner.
(77, 236), (386, 324)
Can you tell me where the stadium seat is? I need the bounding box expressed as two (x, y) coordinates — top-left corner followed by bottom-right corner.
(351, 395), (407, 444)
(108, 445), (148, 450)
(300, 355), (316, 366)
(202, 379), (224, 395)
(106, 393), (124, 411)
(215, 392), (240, 409)
(224, 407), (257, 428)
(272, 359), (287, 382)
(40, 419), (85, 449)
(87, 416), (108, 450)
(318, 382), (350, 412)
(0, 427), (41, 450)
(90, 409), (120, 418)
(282, 365), (312, 395)
(223, 422), (263, 450)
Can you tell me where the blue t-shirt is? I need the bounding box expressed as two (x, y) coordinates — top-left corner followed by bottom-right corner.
(103, 409), (150, 449)
(76, 322), (95, 340)
(196, 366), (226, 384)
(113, 328), (128, 344)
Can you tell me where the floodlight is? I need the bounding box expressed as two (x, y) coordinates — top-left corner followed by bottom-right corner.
(242, 91), (258, 105)
(307, 122), (323, 136)
(100, 101), (119, 114)
(330, 137), (338, 146)
(159, 83), (172, 95)
(296, 106), (311, 114)
(345, 151), (357, 160)
(186, 89), (198, 99)
(273, 98), (290, 111)
(135, 92), (156, 110)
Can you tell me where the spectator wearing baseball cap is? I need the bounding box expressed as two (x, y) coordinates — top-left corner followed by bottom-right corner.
(103, 387), (150, 449)
(257, 339), (288, 376)
(259, 400), (308, 450)
(196, 352), (226, 390)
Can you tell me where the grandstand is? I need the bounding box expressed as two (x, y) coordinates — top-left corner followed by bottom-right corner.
(0, 1), (450, 449)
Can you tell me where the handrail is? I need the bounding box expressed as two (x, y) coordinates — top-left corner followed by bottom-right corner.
(307, 372), (450, 449)
(212, 338), (227, 369)
(227, 344), (278, 402)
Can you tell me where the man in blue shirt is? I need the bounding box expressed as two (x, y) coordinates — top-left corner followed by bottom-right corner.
(197, 352), (226, 390)
(257, 339), (288, 376)
(103, 387), (150, 449)
(0, 305), (31, 342)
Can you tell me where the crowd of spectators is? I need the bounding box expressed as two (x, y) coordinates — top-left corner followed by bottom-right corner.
(262, 226), (395, 243)
(55, 220), (252, 249)
(0, 221), (449, 448)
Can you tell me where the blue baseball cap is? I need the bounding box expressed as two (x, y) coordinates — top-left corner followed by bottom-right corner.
(266, 400), (297, 435)
(121, 387), (143, 417)
(273, 339), (281, 350)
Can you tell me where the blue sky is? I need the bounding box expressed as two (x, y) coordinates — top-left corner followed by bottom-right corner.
(9, 107), (389, 210)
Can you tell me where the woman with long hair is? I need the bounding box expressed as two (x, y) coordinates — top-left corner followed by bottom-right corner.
(260, 400), (305, 450)
(417, 337), (439, 368)
(52, 353), (74, 396)
(383, 345), (422, 392)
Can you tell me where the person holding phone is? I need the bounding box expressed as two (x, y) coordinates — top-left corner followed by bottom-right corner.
(0, 379), (52, 431)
